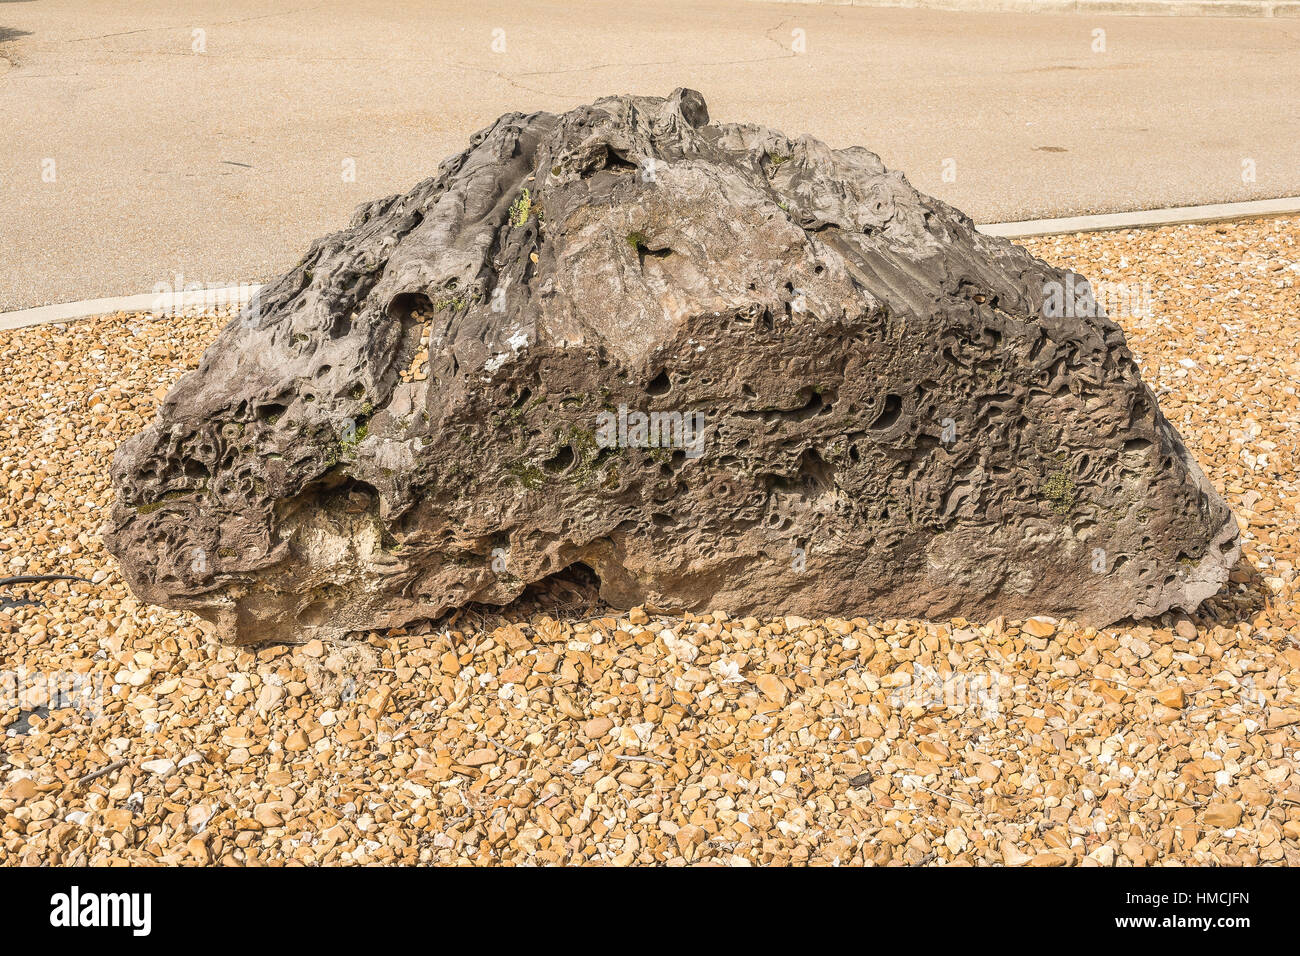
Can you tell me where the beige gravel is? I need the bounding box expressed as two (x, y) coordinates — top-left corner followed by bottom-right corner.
(1, 218), (1297, 866)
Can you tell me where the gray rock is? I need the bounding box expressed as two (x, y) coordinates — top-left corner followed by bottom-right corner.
(103, 89), (1240, 644)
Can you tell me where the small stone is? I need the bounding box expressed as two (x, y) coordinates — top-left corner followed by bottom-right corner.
(1022, 618), (1056, 638)
(462, 747), (496, 768)
(554, 689), (583, 719)
(1001, 842), (1032, 866)
(1086, 845), (1115, 866)
(187, 805), (212, 830)
(756, 673), (788, 705)
(253, 804), (283, 828)
(186, 836), (211, 864)
(1156, 687), (1185, 709)
(675, 823), (707, 852)
(256, 682), (285, 713)
(4, 778), (37, 801)
(1267, 708), (1300, 729)
(1203, 803), (1243, 828)
(944, 828), (968, 853)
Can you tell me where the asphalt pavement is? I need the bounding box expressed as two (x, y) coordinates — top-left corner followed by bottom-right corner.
(2, 0), (1297, 309)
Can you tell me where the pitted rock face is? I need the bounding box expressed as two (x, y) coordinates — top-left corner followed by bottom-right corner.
(104, 89), (1240, 644)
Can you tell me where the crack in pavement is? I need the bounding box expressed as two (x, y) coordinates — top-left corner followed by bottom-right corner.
(58, 4), (329, 44)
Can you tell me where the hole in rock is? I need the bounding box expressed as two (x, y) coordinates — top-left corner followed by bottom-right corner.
(797, 448), (835, 492)
(329, 311), (353, 339)
(389, 292), (435, 325)
(390, 293), (436, 383)
(543, 445), (575, 474)
(868, 394), (903, 430)
(646, 370), (672, 396)
(453, 561), (607, 626)
(598, 145), (639, 174)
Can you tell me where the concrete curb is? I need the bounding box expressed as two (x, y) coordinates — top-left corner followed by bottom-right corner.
(0, 285), (261, 332)
(976, 195), (1300, 238)
(2, 197), (1296, 332)
(747, 0), (1300, 17)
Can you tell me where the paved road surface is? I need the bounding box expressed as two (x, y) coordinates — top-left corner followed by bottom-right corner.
(2, 0), (1297, 309)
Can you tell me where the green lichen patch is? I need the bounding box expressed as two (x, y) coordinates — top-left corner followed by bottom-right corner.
(507, 459), (545, 490)
(509, 188), (532, 227)
(1041, 469), (1076, 516)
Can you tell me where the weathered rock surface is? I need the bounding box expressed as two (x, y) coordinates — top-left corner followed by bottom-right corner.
(104, 89), (1240, 644)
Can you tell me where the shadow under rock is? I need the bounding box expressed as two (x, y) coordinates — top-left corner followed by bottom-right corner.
(432, 561), (610, 635)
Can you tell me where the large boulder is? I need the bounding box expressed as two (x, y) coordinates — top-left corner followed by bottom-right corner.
(104, 89), (1240, 644)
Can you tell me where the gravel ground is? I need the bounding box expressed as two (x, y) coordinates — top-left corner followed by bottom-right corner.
(1, 218), (1297, 866)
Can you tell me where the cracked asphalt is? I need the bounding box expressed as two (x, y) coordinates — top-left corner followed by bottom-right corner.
(2, 0), (1298, 309)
